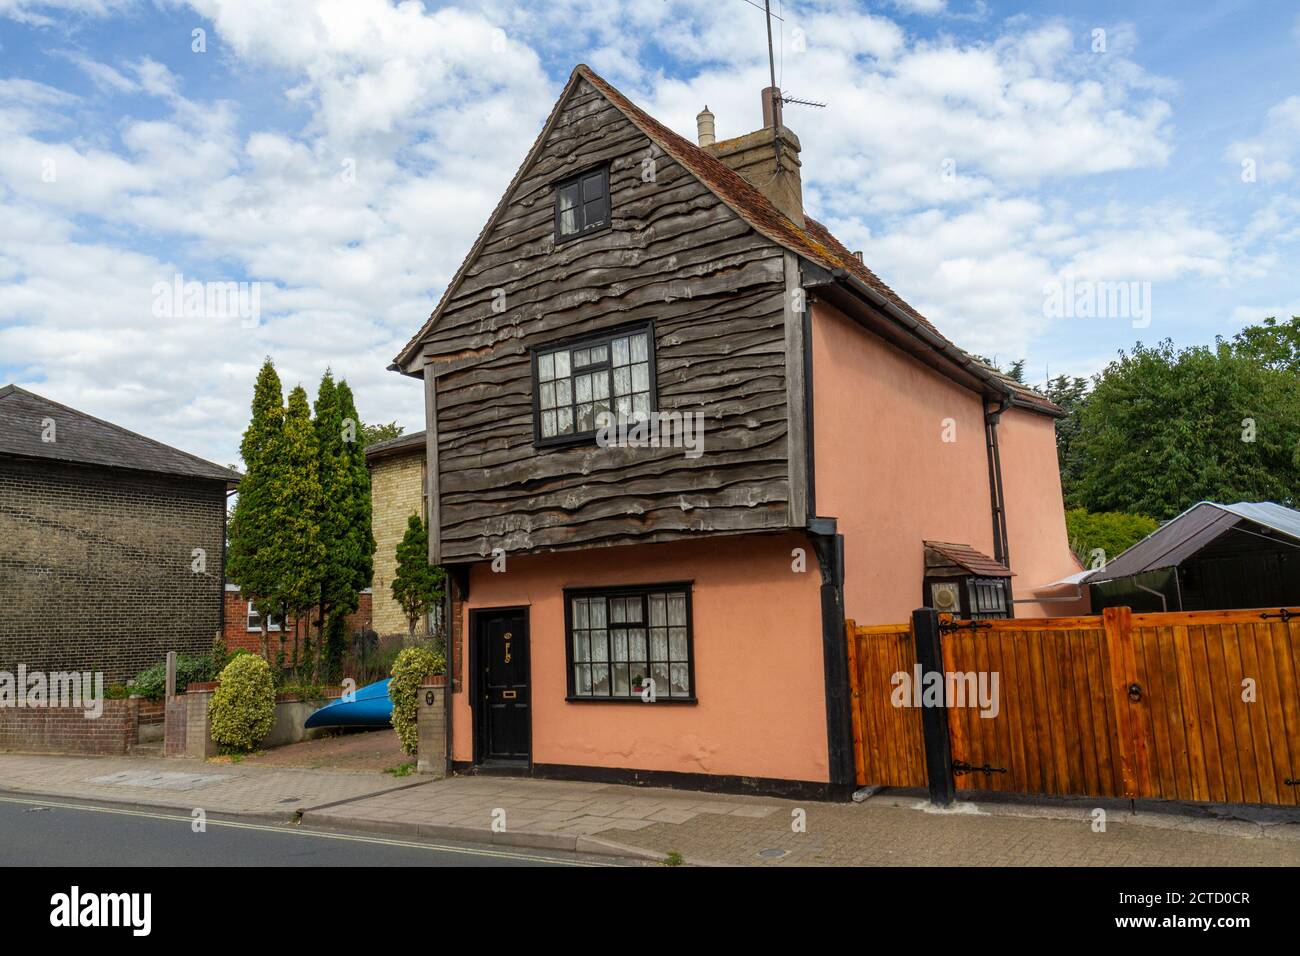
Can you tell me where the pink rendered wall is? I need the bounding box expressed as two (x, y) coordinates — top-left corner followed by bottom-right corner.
(811, 300), (995, 625)
(453, 532), (829, 783)
(810, 299), (1085, 623)
(996, 407), (1090, 616)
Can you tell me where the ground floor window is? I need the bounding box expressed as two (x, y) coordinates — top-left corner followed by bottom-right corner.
(246, 601), (284, 632)
(565, 584), (694, 701)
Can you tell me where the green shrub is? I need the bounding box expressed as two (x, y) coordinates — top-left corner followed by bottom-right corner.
(1066, 508), (1160, 567)
(208, 653), (276, 752)
(390, 646), (446, 756)
(126, 647), (251, 700)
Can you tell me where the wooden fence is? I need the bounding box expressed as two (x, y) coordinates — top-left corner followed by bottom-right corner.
(845, 606), (1300, 807)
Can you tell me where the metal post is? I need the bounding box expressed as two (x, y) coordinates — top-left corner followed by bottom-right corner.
(912, 608), (955, 806)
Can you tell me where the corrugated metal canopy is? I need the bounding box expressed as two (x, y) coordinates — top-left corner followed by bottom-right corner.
(1086, 501), (1300, 584)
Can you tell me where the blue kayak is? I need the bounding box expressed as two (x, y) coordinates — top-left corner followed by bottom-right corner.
(304, 678), (393, 729)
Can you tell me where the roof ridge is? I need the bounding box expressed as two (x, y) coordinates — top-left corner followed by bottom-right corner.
(0, 384), (240, 482)
(390, 63), (1058, 413)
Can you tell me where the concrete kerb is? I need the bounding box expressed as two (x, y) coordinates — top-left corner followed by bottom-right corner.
(0, 783), (300, 826)
(0, 780), (672, 864)
(295, 805), (671, 863)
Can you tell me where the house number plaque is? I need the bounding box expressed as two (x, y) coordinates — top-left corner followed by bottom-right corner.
(503, 632), (512, 664)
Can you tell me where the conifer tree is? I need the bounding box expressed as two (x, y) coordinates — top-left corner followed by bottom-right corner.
(272, 385), (325, 675)
(227, 359), (284, 660)
(391, 515), (444, 644)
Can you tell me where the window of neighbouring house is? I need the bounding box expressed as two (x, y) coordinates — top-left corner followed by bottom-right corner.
(246, 601), (284, 632)
(533, 325), (655, 444)
(969, 578), (1011, 619)
(565, 585), (694, 701)
(554, 165), (610, 242)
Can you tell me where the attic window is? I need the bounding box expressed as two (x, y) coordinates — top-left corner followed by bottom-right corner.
(555, 166), (610, 242)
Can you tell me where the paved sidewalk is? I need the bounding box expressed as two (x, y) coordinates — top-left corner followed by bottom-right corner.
(1, 752), (1296, 865)
(302, 776), (1300, 866)
(0, 753), (412, 817)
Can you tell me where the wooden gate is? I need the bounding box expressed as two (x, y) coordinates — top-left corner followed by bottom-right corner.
(846, 607), (1300, 807)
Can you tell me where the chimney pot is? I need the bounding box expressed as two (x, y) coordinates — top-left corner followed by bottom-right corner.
(696, 105), (716, 147)
(761, 87), (783, 129)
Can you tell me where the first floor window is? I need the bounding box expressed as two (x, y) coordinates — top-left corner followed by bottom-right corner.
(566, 585), (694, 700)
(535, 325), (654, 443)
(247, 601), (284, 632)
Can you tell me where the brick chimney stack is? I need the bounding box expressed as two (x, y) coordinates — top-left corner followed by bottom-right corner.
(699, 88), (804, 227)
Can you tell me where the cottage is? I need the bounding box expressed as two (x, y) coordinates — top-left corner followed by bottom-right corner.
(388, 66), (1084, 796)
(0, 385), (239, 682)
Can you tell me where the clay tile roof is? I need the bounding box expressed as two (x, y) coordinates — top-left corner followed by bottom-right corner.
(392, 64), (1058, 415)
(924, 540), (1014, 577)
(0, 384), (241, 485)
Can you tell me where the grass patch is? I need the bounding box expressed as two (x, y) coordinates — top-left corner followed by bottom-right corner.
(384, 762), (415, 778)
(663, 851), (684, 867)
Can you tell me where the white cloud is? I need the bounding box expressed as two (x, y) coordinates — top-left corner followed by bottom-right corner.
(0, 0), (1269, 467)
(1226, 95), (1300, 184)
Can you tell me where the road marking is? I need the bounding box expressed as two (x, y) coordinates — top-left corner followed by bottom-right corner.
(0, 794), (618, 866)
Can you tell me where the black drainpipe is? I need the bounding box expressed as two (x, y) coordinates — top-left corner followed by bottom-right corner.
(983, 397), (1011, 566)
(808, 518), (854, 797)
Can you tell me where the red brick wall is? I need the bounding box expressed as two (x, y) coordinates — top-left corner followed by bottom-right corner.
(0, 699), (140, 755)
(223, 588), (373, 657)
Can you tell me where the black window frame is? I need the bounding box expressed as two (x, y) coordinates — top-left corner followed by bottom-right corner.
(922, 575), (1014, 620)
(530, 321), (658, 449)
(553, 164), (611, 243)
(563, 582), (696, 704)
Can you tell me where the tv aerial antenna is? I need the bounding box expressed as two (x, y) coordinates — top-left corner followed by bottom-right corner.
(758, 0), (825, 169)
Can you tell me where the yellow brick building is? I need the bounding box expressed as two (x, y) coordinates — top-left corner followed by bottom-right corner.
(365, 431), (427, 638)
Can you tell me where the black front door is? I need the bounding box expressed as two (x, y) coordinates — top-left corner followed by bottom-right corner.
(473, 607), (530, 764)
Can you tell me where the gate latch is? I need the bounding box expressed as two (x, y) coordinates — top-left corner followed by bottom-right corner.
(939, 620), (993, 633)
(1261, 609), (1295, 622)
(952, 760), (1007, 777)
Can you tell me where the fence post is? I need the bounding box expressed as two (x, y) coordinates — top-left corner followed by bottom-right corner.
(165, 651), (177, 700)
(912, 607), (955, 806)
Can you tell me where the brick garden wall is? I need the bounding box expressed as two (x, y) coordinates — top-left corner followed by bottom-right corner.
(0, 698), (141, 755)
(0, 457), (227, 683)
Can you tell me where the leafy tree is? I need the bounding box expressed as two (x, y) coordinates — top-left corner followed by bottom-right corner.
(391, 515), (445, 643)
(227, 359), (285, 659)
(1230, 315), (1300, 373)
(1064, 508), (1159, 566)
(1044, 373), (1091, 498)
(1068, 339), (1300, 519)
(361, 421), (405, 447)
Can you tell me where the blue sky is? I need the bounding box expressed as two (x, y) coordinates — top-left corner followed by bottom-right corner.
(1, 0), (1298, 466)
